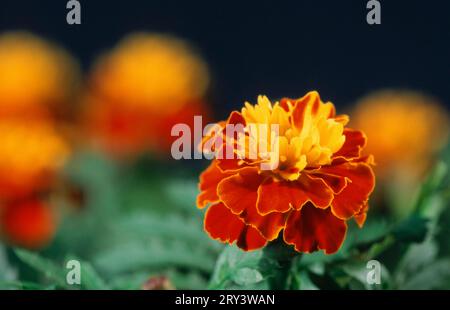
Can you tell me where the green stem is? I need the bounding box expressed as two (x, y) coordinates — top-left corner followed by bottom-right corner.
(262, 239), (299, 289)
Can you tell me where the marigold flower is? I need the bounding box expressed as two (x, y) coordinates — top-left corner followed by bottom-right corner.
(0, 199), (56, 249)
(352, 90), (449, 180)
(0, 121), (69, 199)
(82, 33), (210, 157)
(0, 32), (80, 121)
(197, 91), (375, 254)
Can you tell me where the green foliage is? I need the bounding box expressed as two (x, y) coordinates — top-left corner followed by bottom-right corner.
(0, 152), (220, 290)
(209, 156), (450, 290)
(209, 245), (280, 289)
(3, 140), (450, 290)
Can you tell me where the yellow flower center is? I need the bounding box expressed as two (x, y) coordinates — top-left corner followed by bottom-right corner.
(239, 93), (346, 181)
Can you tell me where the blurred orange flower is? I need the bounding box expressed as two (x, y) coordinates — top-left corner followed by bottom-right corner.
(352, 90), (449, 180)
(0, 121), (69, 200)
(0, 31), (80, 121)
(82, 33), (210, 157)
(197, 91), (375, 254)
(0, 199), (56, 249)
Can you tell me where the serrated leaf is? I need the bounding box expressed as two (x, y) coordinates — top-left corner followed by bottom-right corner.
(209, 245), (280, 289)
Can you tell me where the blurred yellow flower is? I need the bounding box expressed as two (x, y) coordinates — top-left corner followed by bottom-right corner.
(83, 33), (211, 157)
(0, 31), (80, 120)
(351, 90), (449, 180)
(0, 121), (70, 199)
(90, 32), (209, 114)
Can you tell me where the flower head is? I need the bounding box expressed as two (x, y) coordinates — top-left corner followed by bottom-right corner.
(0, 32), (80, 120)
(197, 91), (375, 254)
(0, 199), (56, 249)
(352, 90), (449, 180)
(0, 121), (69, 199)
(83, 33), (210, 157)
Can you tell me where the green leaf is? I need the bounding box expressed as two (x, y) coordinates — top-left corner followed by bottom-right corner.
(349, 219), (391, 246)
(291, 271), (319, 290)
(112, 211), (221, 253)
(401, 259), (450, 289)
(0, 280), (47, 290)
(340, 262), (391, 290)
(109, 271), (150, 290)
(167, 269), (209, 290)
(93, 239), (216, 276)
(0, 245), (17, 283)
(397, 240), (438, 276)
(232, 268), (264, 286)
(13, 248), (68, 288)
(392, 215), (428, 244)
(79, 261), (108, 290)
(209, 245), (279, 289)
(414, 161), (448, 214)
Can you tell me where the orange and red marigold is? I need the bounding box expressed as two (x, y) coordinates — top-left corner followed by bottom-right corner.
(197, 91), (375, 254)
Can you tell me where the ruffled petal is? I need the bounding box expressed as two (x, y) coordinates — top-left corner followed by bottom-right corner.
(226, 111), (246, 127)
(354, 202), (369, 228)
(291, 92), (320, 130)
(321, 162), (375, 220)
(217, 168), (264, 214)
(197, 161), (229, 208)
(257, 173), (334, 215)
(216, 143), (246, 172)
(240, 204), (287, 241)
(283, 204), (347, 254)
(204, 202), (267, 251)
(333, 129), (366, 161)
(309, 171), (348, 194)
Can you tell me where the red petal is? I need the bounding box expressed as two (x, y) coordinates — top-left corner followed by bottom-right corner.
(215, 142), (255, 172)
(309, 172), (348, 194)
(321, 162), (375, 220)
(240, 204), (288, 241)
(291, 92), (319, 130)
(216, 168), (285, 241)
(283, 204), (347, 254)
(197, 161), (229, 208)
(217, 168), (264, 214)
(257, 174), (334, 215)
(204, 203), (267, 251)
(278, 98), (292, 111)
(333, 129), (366, 162)
(354, 202), (369, 228)
(226, 111), (246, 127)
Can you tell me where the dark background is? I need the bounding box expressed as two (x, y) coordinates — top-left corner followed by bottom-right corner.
(1, 0), (449, 116)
